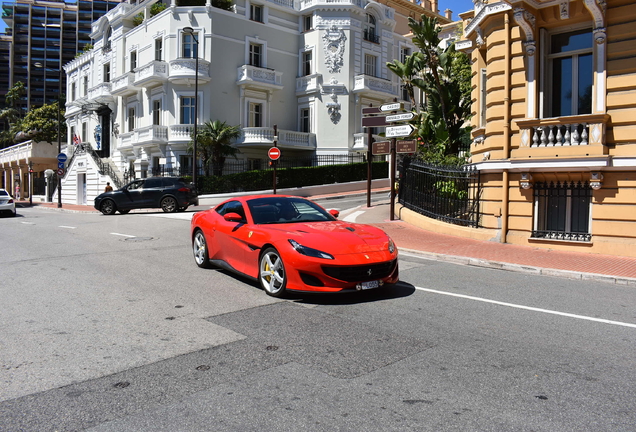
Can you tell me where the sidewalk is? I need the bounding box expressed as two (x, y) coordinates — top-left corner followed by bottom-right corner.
(17, 191), (636, 286)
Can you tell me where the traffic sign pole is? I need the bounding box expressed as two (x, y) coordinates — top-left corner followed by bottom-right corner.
(272, 125), (278, 195)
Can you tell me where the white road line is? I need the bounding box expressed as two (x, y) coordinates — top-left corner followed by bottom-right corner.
(21, 222), (35, 225)
(59, 226), (76, 229)
(343, 210), (365, 223)
(414, 286), (636, 329)
(111, 232), (136, 238)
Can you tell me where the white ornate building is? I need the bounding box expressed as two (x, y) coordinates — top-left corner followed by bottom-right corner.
(59, 0), (448, 205)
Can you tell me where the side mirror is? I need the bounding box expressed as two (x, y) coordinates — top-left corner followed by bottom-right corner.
(329, 209), (340, 219)
(224, 212), (243, 222)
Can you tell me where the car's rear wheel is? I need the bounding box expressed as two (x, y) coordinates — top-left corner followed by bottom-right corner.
(193, 230), (211, 268)
(100, 199), (117, 215)
(259, 247), (287, 297)
(161, 196), (177, 213)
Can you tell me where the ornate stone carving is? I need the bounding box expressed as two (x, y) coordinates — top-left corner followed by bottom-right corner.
(325, 90), (341, 124)
(322, 25), (347, 74)
(513, 8), (536, 56)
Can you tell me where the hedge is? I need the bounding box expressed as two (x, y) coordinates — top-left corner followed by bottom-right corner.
(193, 161), (388, 194)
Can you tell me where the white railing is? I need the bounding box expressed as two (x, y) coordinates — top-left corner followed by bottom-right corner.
(517, 114), (610, 148)
(353, 74), (398, 96)
(111, 72), (136, 94)
(135, 60), (168, 86)
(237, 65), (283, 88)
(169, 124), (195, 141)
(296, 74), (322, 94)
(239, 127), (315, 148)
(137, 125), (169, 144)
(87, 82), (113, 102)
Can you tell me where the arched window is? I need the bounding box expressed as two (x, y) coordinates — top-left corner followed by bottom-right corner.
(364, 14), (378, 43)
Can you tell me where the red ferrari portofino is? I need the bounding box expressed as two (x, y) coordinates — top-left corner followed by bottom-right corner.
(191, 195), (399, 297)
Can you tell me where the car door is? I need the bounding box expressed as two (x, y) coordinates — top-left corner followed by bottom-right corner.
(118, 180), (145, 209)
(137, 177), (165, 208)
(213, 200), (251, 274)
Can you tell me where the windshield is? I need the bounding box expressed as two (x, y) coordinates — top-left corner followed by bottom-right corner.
(247, 197), (335, 224)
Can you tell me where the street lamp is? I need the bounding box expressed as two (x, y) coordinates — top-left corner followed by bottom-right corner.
(183, 27), (199, 194)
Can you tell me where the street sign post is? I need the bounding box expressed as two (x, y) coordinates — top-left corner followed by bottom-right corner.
(386, 124), (415, 138)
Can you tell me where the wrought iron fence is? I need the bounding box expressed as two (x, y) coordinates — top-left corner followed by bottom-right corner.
(151, 154), (385, 178)
(398, 158), (481, 227)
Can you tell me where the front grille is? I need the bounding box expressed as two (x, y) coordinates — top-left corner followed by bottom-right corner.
(322, 259), (397, 282)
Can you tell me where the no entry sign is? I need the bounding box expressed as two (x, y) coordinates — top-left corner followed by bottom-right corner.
(268, 147), (281, 160)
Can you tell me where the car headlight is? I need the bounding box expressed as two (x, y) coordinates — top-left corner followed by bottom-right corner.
(288, 239), (334, 260)
(388, 238), (396, 254)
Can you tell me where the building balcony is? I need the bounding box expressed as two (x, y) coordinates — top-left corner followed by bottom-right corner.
(111, 71), (140, 96)
(352, 74), (398, 99)
(352, 133), (383, 152)
(134, 60), (168, 88)
(0, 140), (58, 166)
(237, 65), (284, 91)
(168, 124), (196, 143)
(87, 82), (114, 104)
(514, 114), (611, 159)
(168, 58), (211, 85)
(237, 127), (316, 149)
(135, 125), (169, 145)
(296, 73), (322, 95)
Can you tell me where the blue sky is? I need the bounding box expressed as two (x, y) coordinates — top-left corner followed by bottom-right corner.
(442, 0), (475, 20)
(0, 0), (475, 34)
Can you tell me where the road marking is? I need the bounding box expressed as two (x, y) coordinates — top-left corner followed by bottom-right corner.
(414, 286), (636, 329)
(59, 226), (76, 229)
(343, 210), (364, 222)
(111, 232), (136, 238)
(21, 222), (35, 225)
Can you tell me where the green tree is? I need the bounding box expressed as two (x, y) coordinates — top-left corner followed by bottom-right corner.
(387, 15), (472, 162)
(19, 101), (65, 145)
(188, 120), (241, 176)
(0, 82), (26, 148)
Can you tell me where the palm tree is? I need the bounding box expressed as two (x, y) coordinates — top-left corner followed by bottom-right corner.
(188, 120), (242, 177)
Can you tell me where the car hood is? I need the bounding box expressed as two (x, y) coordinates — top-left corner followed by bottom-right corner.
(271, 221), (391, 254)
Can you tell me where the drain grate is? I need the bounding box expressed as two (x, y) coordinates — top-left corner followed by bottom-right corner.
(123, 237), (154, 242)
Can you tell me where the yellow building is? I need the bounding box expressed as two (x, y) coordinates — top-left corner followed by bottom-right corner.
(450, 0), (636, 257)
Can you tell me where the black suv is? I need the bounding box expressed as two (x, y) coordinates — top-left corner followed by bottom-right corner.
(94, 177), (199, 215)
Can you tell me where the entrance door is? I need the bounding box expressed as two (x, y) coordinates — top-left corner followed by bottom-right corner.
(78, 174), (87, 205)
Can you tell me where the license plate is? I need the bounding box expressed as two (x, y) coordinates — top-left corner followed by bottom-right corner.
(360, 280), (380, 290)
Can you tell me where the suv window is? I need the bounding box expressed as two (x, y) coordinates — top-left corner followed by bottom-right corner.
(144, 178), (164, 188)
(127, 180), (144, 190)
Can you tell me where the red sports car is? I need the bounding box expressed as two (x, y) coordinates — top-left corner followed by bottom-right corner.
(191, 195), (399, 297)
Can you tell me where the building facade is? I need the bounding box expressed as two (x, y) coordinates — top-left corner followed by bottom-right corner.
(58, 0), (447, 205)
(452, 0), (636, 257)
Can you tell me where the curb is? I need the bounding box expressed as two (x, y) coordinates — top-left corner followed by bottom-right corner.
(399, 247), (636, 287)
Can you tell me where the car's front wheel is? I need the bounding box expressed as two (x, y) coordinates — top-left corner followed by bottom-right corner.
(192, 230), (212, 269)
(100, 199), (117, 215)
(259, 247), (287, 297)
(161, 196), (178, 213)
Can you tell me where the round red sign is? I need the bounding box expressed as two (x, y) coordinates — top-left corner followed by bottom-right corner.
(268, 147), (281, 160)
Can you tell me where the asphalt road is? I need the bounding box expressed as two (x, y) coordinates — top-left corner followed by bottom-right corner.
(1, 204), (635, 431)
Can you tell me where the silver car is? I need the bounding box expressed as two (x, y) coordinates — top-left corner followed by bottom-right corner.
(0, 189), (16, 217)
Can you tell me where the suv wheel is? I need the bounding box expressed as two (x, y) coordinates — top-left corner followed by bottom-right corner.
(161, 196), (178, 213)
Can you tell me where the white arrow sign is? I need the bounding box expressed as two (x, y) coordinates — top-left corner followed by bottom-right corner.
(386, 124), (415, 138)
(385, 112), (415, 122)
(380, 102), (403, 112)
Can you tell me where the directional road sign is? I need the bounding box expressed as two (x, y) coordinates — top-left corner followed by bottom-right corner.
(58, 162), (65, 169)
(385, 112), (415, 122)
(380, 102), (403, 112)
(396, 140), (417, 153)
(386, 124), (415, 138)
(57, 153), (67, 163)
